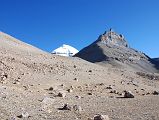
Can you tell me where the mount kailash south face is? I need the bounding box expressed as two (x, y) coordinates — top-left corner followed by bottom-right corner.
(75, 29), (159, 73)
(52, 44), (79, 57)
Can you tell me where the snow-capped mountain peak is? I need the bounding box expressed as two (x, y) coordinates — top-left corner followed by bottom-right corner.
(52, 44), (79, 57)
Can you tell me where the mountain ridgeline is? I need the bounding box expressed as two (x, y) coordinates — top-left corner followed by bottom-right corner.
(75, 29), (159, 73)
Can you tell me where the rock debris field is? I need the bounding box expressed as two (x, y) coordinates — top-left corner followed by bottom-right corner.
(0, 31), (159, 120)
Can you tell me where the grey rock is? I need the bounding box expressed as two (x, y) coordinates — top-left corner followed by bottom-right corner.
(75, 96), (81, 99)
(58, 91), (66, 97)
(73, 105), (82, 112)
(17, 112), (30, 118)
(152, 91), (159, 95)
(88, 92), (93, 95)
(0, 92), (7, 99)
(1, 73), (8, 80)
(67, 89), (73, 93)
(74, 78), (78, 81)
(94, 114), (110, 120)
(123, 91), (134, 98)
(60, 103), (71, 110)
(106, 85), (113, 89)
(48, 87), (54, 91)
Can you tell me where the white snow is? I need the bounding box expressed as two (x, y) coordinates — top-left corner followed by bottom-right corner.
(51, 44), (79, 57)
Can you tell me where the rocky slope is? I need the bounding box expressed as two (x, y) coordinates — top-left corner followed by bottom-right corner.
(75, 29), (159, 73)
(0, 31), (159, 120)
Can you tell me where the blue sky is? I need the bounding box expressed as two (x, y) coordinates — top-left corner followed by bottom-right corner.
(0, 0), (159, 58)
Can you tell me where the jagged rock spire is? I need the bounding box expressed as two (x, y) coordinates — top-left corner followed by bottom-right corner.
(98, 29), (128, 47)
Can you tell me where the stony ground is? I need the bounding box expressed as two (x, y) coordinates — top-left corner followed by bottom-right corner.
(0, 32), (159, 120)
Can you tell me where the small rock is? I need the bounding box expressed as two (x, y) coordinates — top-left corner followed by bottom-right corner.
(15, 79), (21, 82)
(58, 91), (66, 97)
(0, 92), (7, 99)
(0, 73), (7, 83)
(94, 114), (110, 120)
(74, 78), (78, 81)
(17, 115), (23, 118)
(48, 87), (54, 91)
(60, 103), (71, 110)
(73, 105), (82, 112)
(75, 96), (81, 99)
(136, 91), (139, 93)
(67, 89), (73, 93)
(17, 112), (29, 118)
(109, 91), (114, 93)
(118, 93), (122, 96)
(109, 90), (116, 93)
(108, 96), (115, 98)
(70, 86), (74, 89)
(88, 118), (92, 120)
(1, 73), (8, 80)
(131, 80), (139, 87)
(88, 93), (93, 95)
(123, 91), (134, 98)
(23, 86), (29, 90)
(77, 86), (83, 89)
(146, 92), (150, 95)
(99, 83), (104, 86)
(106, 85), (113, 89)
(48, 92), (54, 95)
(152, 91), (159, 95)
(88, 70), (92, 72)
(13, 81), (20, 85)
(22, 112), (30, 118)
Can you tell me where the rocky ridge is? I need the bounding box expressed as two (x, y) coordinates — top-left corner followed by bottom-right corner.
(75, 29), (159, 73)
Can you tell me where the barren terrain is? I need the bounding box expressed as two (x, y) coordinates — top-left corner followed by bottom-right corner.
(0, 32), (159, 120)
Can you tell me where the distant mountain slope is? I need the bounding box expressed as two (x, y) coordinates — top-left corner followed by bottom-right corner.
(152, 58), (159, 69)
(75, 29), (159, 73)
(0, 31), (45, 56)
(153, 58), (159, 61)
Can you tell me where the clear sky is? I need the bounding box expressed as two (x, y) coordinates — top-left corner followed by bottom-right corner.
(0, 0), (159, 58)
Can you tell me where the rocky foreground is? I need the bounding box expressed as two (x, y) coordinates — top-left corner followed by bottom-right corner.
(0, 31), (159, 120)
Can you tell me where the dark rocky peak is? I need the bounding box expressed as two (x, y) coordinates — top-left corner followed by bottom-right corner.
(75, 29), (159, 73)
(97, 28), (128, 47)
